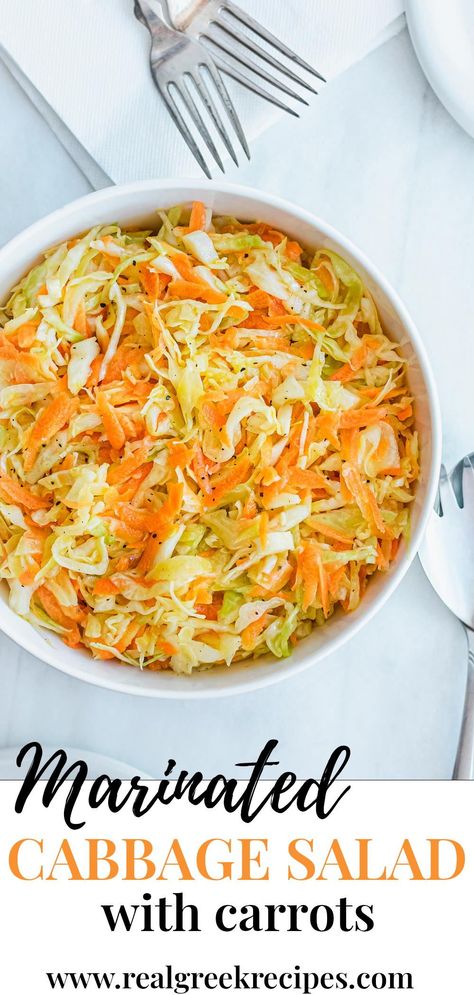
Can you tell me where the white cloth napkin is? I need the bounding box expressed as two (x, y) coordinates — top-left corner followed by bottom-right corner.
(0, 0), (404, 182)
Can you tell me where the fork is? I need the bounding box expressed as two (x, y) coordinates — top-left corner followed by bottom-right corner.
(135, 0), (249, 177)
(419, 456), (474, 779)
(165, 0), (326, 116)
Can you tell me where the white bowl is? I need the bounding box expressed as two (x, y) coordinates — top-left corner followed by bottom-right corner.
(0, 180), (441, 698)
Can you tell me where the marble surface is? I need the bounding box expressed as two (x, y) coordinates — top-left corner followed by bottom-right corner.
(0, 27), (472, 779)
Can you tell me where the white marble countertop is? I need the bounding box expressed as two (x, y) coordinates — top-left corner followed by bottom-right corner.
(0, 27), (472, 778)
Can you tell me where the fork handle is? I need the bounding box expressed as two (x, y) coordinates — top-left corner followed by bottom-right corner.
(135, 0), (177, 42)
(453, 627), (474, 779)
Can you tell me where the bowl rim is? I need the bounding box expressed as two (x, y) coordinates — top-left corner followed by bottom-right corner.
(0, 178), (442, 698)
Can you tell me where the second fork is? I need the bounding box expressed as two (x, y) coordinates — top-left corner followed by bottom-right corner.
(135, 0), (249, 176)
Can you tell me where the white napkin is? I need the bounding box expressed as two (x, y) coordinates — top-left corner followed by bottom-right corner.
(0, 0), (404, 182)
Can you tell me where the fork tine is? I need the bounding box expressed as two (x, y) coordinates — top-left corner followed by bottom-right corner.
(204, 32), (309, 105)
(461, 455), (474, 509)
(439, 462), (460, 516)
(158, 81), (212, 178)
(203, 60), (250, 159)
(133, 0), (146, 27)
(173, 79), (225, 172)
(215, 16), (318, 94)
(188, 69), (239, 166)
(223, 0), (326, 83)
(211, 53), (300, 117)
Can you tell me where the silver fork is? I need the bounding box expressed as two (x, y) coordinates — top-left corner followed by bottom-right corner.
(165, 0), (326, 117)
(419, 456), (474, 779)
(135, 0), (249, 177)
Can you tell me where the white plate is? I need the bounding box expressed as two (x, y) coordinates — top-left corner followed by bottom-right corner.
(0, 746), (150, 780)
(0, 180), (441, 699)
(407, 0), (474, 137)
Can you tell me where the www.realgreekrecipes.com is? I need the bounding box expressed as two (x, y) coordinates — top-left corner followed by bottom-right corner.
(44, 964), (414, 992)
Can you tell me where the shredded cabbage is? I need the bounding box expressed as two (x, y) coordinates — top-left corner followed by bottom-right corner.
(0, 202), (419, 674)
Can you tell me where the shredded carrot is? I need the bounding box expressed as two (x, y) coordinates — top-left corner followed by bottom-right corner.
(330, 345), (368, 382)
(167, 440), (190, 470)
(376, 540), (389, 571)
(156, 638), (177, 657)
(118, 482), (183, 536)
(18, 566), (39, 586)
(311, 521), (354, 544)
(36, 585), (80, 644)
(199, 312), (214, 332)
(242, 492), (258, 519)
(73, 301), (88, 336)
(170, 252), (200, 283)
(316, 547), (330, 618)
(200, 400), (227, 431)
(328, 564), (347, 597)
(339, 406), (387, 430)
(85, 354), (102, 388)
(292, 341), (315, 360)
(107, 441), (152, 485)
(102, 346), (145, 384)
(342, 463), (386, 537)
(17, 322), (39, 349)
(250, 562), (293, 598)
(187, 579), (211, 604)
(137, 534), (161, 575)
(286, 467), (332, 491)
(267, 315), (326, 333)
(60, 453), (76, 471)
(204, 454), (251, 507)
(96, 392), (126, 451)
(192, 445), (211, 495)
(340, 427), (359, 463)
(244, 288), (273, 310)
(188, 201), (207, 232)
(268, 298), (288, 318)
(286, 240), (303, 261)
(298, 541), (329, 616)
(115, 619), (143, 654)
(241, 611), (270, 651)
(24, 394), (78, 471)
(115, 464), (151, 503)
(114, 553), (139, 572)
(94, 577), (118, 596)
(314, 262), (336, 294)
(258, 223), (290, 246)
(0, 474), (50, 510)
(168, 279), (227, 305)
(314, 411), (341, 449)
(141, 268), (168, 300)
(0, 335), (20, 360)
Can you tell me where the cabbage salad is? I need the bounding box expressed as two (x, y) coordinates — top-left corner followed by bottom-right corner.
(0, 201), (419, 674)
